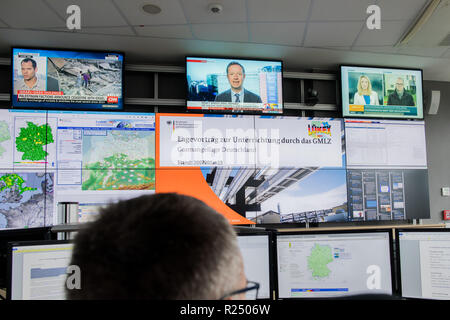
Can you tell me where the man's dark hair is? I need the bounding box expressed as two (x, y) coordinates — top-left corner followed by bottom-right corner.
(66, 193), (242, 300)
(226, 61), (245, 75)
(20, 58), (37, 69)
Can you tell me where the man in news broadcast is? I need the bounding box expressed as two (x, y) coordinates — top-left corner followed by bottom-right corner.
(215, 61), (262, 103)
(14, 57), (47, 92)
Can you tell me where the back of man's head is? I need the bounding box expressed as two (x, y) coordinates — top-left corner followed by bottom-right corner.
(66, 193), (244, 299)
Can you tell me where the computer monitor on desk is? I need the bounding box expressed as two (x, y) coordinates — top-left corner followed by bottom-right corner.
(237, 231), (274, 299)
(275, 230), (394, 299)
(7, 240), (73, 300)
(396, 228), (450, 300)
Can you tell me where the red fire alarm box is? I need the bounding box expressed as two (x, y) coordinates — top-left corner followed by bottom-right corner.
(444, 210), (450, 220)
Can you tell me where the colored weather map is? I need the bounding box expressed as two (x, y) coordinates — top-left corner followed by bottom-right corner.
(0, 173), (53, 229)
(15, 122), (54, 161)
(307, 244), (334, 278)
(82, 130), (155, 190)
(0, 173), (37, 194)
(0, 121), (11, 157)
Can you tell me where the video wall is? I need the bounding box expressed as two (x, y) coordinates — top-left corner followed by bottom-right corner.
(0, 110), (430, 230)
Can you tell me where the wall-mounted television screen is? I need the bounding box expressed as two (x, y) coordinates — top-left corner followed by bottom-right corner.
(340, 65), (423, 119)
(186, 57), (283, 114)
(11, 47), (124, 110)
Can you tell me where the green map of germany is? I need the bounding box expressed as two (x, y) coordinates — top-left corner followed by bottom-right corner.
(16, 122), (54, 161)
(307, 244), (334, 278)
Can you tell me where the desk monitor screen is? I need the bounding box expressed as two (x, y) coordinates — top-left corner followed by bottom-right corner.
(12, 47), (124, 110)
(7, 240), (73, 300)
(396, 229), (450, 300)
(186, 57), (283, 114)
(276, 230), (393, 299)
(237, 233), (272, 299)
(341, 65), (423, 119)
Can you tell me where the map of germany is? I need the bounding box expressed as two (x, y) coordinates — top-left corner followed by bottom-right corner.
(15, 122), (54, 161)
(307, 244), (334, 278)
(82, 130), (155, 190)
(82, 155), (155, 190)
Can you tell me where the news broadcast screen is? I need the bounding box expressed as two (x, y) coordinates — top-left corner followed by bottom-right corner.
(11, 48), (123, 110)
(186, 57), (283, 114)
(341, 65), (423, 119)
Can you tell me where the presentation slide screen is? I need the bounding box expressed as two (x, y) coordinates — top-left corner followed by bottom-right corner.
(397, 229), (450, 300)
(9, 241), (73, 300)
(341, 65), (423, 119)
(12, 48), (124, 110)
(186, 57), (283, 114)
(157, 114), (347, 225)
(344, 119), (430, 221)
(237, 233), (272, 299)
(276, 231), (393, 299)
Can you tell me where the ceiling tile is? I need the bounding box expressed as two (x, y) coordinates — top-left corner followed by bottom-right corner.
(179, 0), (247, 23)
(353, 20), (411, 46)
(352, 46), (400, 54)
(249, 22), (305, 46)
(80, 26), (135, 36)
(396, 46), (449, 58)
(310, 0), (374, 21)
(136, 25), (193, 39)
(41, 26), (135, 36)
(320, 46), (352, 51)
(114, 0), (187, 25)
(377, 0), (429, 21)
(247, 0), (311, 22)
(0, 0), (64, 28)
(45, 0), (128, 27)
(191, 23), (248, 42)
(304, 21), (363, 47)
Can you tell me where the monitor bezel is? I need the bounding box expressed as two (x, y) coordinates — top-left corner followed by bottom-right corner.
(185, 55), (284, 116)
(339, 64), (424, 121)
(6, 239), (73, 300)
(395, 227), (450, 300)
(236, 230), (276, 300)
(273, 228), (396, 300)
(10, 46), (125, 112)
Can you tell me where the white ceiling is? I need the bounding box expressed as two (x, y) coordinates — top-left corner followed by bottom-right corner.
(0, 0), (449, 81)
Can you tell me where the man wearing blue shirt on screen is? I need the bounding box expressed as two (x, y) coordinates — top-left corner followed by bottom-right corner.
(215, 61), (262, 103)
